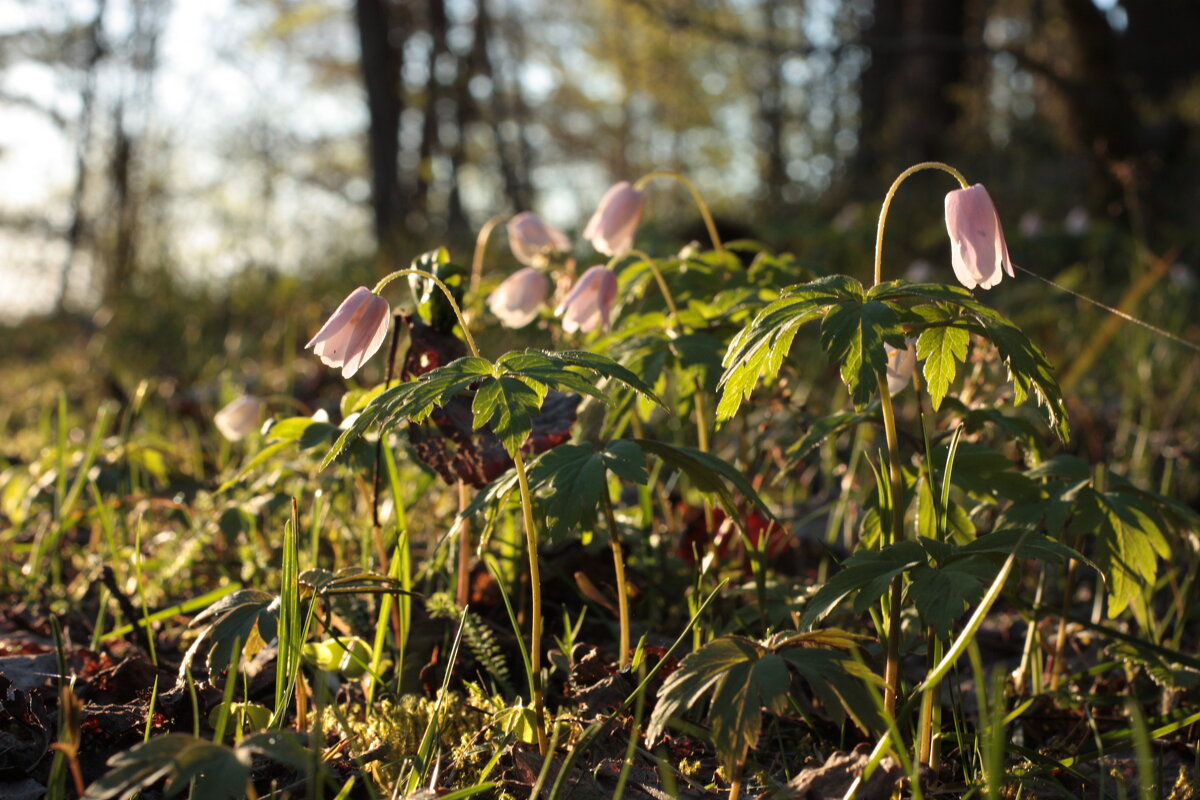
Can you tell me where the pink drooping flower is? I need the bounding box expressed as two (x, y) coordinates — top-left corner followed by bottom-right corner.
(583, 181), (646, 256)
(944, 184), (1014, 290)
(305, 286), (391, 378)
(884, 339), (917, 395)
(556, 265), (619, 333)
(488, 266), (550, 328)
(214, 395), (264, 442)
(507, 212), (570, 265)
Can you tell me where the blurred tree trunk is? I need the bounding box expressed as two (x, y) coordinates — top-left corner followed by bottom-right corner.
(757, 1), (786, 208)
(483, 0), (531, 213)
(416, 0), (448, 222)
(355, 0), (405, 256)
(852, 0), (966, 185)
(100, 0), (165, 308)
(57, 0), (107, 313)
(852, 0), (901, 183)
(1058, 0), (1137, 212)
(102, 105), (138, 306)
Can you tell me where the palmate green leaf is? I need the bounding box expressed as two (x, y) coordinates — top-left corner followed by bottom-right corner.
(966, 310), (1069, 441)
(180, 588), (279, 678)
(497, 351), (605, 402)
(871, 280), (1069, 440)
(819, 299), (906, 407)
(645, 637), (789, 768)
(1081, 489), (1171, 620)
(321, 356), (494, 468)
(717, 275), (861, 421)
(776, 644), (883, 734)
(554, 349), (665, 407)
(633, 438), (773, 520)
(84, 732), (308, 800)
(470, 376), (543, 457)
(647, 633), (883, 768)
(800, 541), (926, 630)
(528, 441), (649, 539)
(916, 325), (969, 410)
(908, 561), (992, 640)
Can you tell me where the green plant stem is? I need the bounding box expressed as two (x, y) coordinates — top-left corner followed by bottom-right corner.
(873, 161), (968, 286)
(373, 268), (480, 358)
(512, 447), (549, 755)
(469, 214), (507, 299)
(602, 485), (631, 670)
(634, 169), (725, 253)
(456, 480), (472, 608)
(917, 625), (942, 769)
(605, 248), (680, 330)
(877, 376), (906, 717)
(869, 160), (969, 720)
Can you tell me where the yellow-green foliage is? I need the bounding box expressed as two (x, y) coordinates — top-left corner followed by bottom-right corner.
(323, 691), (488, 784)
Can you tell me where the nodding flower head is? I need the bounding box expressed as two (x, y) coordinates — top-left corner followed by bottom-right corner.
(488, 266), (550, 328)
(305, 286), (391, 379)
(944, 184), (1014, 291)
(214, 395), (264, 442)
(507, 212), (570, 265)
(583, 181), (646, 257)
(556, 265), (619, 334)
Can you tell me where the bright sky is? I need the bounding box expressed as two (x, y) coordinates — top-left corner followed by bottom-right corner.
(0, 0), (367, 320)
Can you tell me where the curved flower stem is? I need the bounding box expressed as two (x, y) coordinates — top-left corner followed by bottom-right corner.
(512, 447), (549, 755)
(373, 268), (480, 358)
(871, 161), (969, 719)
(873, 161), (968, 286)
(606, 249), (681, 332)
(634, 169), (725, 253)
(602, 483), (631, 670)
(469, 214), (507, 298)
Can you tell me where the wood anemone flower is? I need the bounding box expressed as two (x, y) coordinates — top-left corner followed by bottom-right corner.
(305, 286), (391, 378)
(507, 212), (570, 265)
(583, 181), (646, 256)
(488, 266), (549, 328)
(214, 395), (263, 441)
(944, 183), (1015, 290)
(556, 265), (618, 334)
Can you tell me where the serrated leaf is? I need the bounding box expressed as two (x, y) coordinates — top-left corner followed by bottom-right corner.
(1089, 490), (1170, 620)
(554, 349), (665, 407)
(647, 633), (883, 770)
(716, 275), (858, 421)
(528, 441), (648, 539)
(471, 376), (542, 457)
(645, 637), (789, 767)
(908, 562), (990, 639)
(916, 325), (969, 409)
(182, 589), (279, 678)
(633, 439), (772, 520)
(800, 541), (926, 630)
(818, 299), (904, 407)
